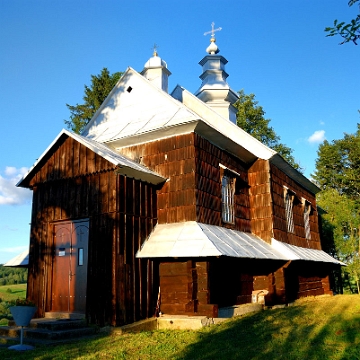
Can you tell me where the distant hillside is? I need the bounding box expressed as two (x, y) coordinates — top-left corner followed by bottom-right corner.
(0, 265), (27, 285)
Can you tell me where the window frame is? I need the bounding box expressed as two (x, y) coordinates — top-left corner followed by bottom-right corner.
(302, 198), (312, 241)
(220, 165), (238, 224)
(283, 186), (295, 233)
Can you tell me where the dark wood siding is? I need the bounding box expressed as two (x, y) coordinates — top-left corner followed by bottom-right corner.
(120, 133), (197, 223)
(270, 163), (321, 249)
(248, 159), (273, 242)
(194, 134), (251, 231)
(26, 136), (158, 326)
(120, 133), (251, 231)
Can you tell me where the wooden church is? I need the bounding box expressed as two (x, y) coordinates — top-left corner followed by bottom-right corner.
(18, 31), (343, 326)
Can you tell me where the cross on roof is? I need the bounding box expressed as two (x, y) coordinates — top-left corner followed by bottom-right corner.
(204, 22), (222, 38)
(151, 43), (159, 56)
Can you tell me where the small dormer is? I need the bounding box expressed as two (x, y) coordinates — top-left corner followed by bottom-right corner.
(194, 23), (238, 124)
(141, 47), (171, 93)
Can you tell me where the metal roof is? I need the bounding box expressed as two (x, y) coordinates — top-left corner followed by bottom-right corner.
(3, 249), (29, 267)
(136, 222), (287, 260)
(17, 129), (166, 188)
(271, 238), (346, 265)
(136, 221), (345, 266)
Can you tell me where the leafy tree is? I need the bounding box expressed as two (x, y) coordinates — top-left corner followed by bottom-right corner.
(312, 123), (360, 198)
(313, 123), (360, 293)
(64, 68), (122, 134)
(325, 0), (360, 45)
(317, 188), (360, 293)
(234, 90), (301, 170)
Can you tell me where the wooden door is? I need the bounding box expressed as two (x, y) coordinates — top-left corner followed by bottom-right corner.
(52, 220), (89, 313)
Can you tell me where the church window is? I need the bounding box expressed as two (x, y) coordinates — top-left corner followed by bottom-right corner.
(220, 166), (237, 224)
(303, 199), (312, 240)
(284, 187), (295, 233)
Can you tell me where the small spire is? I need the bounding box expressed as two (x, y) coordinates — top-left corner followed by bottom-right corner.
(204, 22), (222, 54)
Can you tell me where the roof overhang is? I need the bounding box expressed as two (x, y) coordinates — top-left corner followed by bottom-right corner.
(137, 222), (287, 260)
(271, 238), (345, 265)
(136, 221), (345, 266)
(17, 129), (166, 188)
(270, 154), (320, 195)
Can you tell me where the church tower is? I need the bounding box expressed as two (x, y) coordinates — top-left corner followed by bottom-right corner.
(194, 23), (238, 124)
(141, 46), (171, 93)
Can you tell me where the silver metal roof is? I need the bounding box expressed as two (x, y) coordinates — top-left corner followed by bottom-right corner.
(17, 129), (166, 188)
(136, 222), (287, 260)
(271, 239), (345, 265)
(136, 221), (345, 266)
(4, 249), (29, 267)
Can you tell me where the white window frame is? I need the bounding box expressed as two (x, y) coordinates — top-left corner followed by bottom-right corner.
(220, 165), (237, 224)
(284, 187), (295, 233)
(302, 198), (312, 241)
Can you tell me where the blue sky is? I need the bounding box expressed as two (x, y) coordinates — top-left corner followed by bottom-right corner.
(0, 0), (358, 264)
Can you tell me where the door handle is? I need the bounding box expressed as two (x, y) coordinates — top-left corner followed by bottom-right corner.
(69, 271), (76, 281)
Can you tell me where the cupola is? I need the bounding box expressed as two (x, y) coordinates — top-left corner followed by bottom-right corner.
(141, 46), (171, 92)
(194, 23), (238, 124)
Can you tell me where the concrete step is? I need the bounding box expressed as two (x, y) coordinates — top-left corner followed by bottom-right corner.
(8, 318), (88, 331)
(0, 318), (97, 346)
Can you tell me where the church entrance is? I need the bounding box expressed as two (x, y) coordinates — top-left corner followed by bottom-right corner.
(51, 219), (89, 313)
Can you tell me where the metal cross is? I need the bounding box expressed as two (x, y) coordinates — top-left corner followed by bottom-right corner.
(204, 22), (222, 38)
(151, 43), (159, 56)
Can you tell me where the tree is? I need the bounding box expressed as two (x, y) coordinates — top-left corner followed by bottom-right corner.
(64, 68), (122, 134)
(312, 123), (360, 198)
(325, 0), (360, 45)
(317, 188), (360, 293)
(234, 90), (301, 170)
(313, 123), (360, 292)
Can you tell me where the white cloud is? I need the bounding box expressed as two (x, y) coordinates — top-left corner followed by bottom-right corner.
(308, 130), (326, 144)
(0, 166), (32, 205)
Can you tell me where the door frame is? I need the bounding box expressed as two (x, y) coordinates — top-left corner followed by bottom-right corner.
(50, 219), (89, 313)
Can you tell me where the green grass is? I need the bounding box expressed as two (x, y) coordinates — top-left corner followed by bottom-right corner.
(1, 295), (360, 359)
(0, 284), (27, 303)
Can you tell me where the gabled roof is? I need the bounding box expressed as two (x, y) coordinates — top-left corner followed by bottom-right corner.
(136, 221), (345, 266)
(81, 67), (275, 165)
(81, 68), (201, 146)
(80, 67), (319, 194)
(17, 129), (166, 188)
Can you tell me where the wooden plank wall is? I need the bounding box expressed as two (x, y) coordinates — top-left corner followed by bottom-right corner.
(270, 163), (321, 249)
(159, 260), (218, 317)
(26, 136), (158, 326)
(248, 159), (273, 242)
(194, 134), (251, 231)
(120, 133), (251, 231)
(120, 133), (197, 223)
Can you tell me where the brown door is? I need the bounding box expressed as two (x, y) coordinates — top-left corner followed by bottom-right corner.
(52, 220), (89, 313)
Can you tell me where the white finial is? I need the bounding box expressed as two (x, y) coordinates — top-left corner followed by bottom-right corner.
(204, 22), (221, 54)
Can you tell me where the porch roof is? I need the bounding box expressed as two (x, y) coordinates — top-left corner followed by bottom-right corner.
(136, 221), (345, 265)
(3, 249), (29, 267)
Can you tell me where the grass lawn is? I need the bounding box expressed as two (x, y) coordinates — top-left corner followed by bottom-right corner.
(0, 284), (27, 303)
(0, 294), (360, 359)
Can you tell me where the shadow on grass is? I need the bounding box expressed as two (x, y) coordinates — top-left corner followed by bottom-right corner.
(178, 299), (360, 360)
